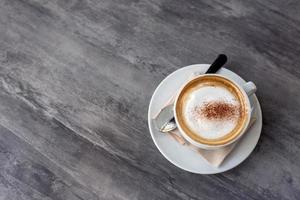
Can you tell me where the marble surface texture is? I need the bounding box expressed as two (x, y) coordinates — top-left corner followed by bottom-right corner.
(0, 0), (300, 199)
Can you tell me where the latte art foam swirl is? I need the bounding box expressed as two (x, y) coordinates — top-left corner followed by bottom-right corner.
(183, 86), (241, 140)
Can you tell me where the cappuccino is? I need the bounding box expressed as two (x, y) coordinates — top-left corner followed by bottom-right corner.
(175, 75), (248, 146)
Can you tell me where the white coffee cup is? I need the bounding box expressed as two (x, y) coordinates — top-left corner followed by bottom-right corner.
(174, 74), (256, 150)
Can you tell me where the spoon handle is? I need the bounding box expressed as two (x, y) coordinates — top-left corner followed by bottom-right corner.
(205, 54), (227, 74)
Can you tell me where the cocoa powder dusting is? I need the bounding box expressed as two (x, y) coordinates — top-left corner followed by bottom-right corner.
(193, 101), (240, 120)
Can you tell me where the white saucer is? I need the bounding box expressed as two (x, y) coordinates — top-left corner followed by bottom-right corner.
(148, 64), (262, 174)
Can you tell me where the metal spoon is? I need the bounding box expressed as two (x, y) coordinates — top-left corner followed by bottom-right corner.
(159, 54), (227, 132)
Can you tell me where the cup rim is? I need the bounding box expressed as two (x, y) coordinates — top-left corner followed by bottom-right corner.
(174, 74), (252, 149)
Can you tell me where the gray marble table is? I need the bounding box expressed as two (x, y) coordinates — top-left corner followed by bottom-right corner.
(0, 0), (299, 199)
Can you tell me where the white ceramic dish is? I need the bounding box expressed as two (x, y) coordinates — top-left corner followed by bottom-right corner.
(148, 64), (262, 174)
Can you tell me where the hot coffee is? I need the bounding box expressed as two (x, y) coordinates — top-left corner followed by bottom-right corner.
(175, 75), (249, 146)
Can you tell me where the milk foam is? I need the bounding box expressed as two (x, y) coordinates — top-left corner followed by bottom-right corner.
(183, 86), (240, 139)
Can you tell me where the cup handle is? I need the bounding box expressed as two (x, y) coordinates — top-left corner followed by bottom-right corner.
(242, 81), (257, 96)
